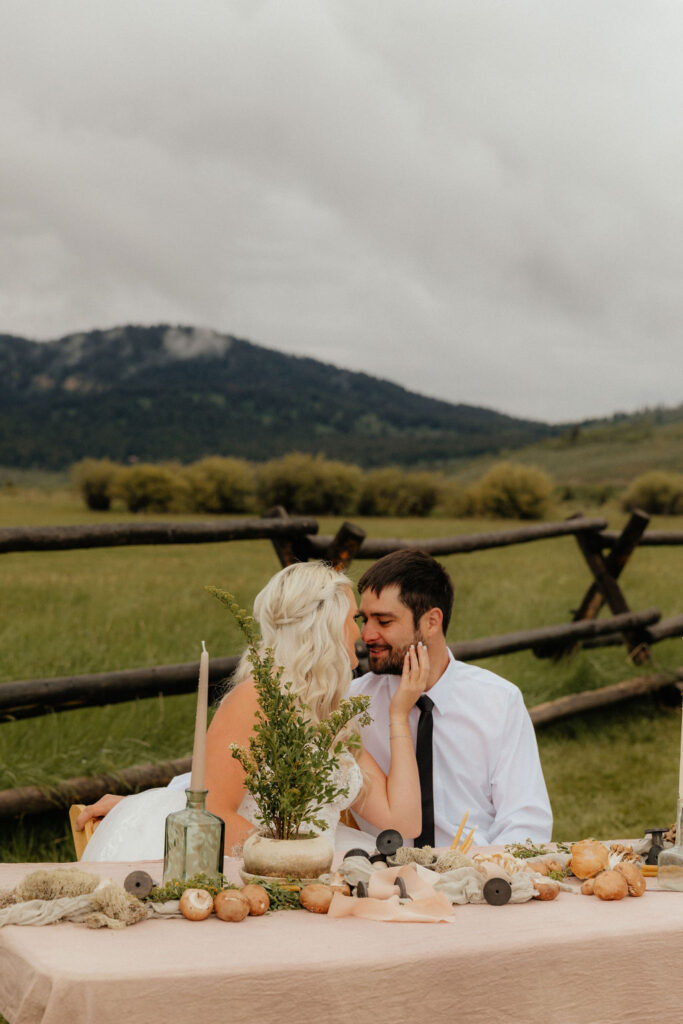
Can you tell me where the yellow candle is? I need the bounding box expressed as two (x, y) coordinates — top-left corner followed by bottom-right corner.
(461, 828), (476, 853)
(190, 641), (209, 792)
(451, 810), (469, 849)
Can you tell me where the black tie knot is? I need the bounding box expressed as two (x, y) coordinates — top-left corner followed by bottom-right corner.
(416, 694), (433, 714)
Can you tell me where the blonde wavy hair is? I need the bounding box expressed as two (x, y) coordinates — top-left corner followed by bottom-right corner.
(231, 561), (356, 729)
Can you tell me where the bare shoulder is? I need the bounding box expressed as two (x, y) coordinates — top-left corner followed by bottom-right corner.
(208, 678), (258, 739)
(219, 677), (258, 711)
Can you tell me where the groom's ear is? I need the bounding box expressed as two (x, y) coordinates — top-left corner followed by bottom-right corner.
(420, 606), (443, 638)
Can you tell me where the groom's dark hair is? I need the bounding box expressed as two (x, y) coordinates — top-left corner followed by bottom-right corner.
(357, 549), (454, 633)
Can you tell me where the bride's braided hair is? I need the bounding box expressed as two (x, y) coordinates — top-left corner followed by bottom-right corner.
(231, 561), (356, 736)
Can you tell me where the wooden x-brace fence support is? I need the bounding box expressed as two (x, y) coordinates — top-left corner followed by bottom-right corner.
(267, 504), (657, 666)
(550, 509), (652, 663)
(266, 506), (366, 571)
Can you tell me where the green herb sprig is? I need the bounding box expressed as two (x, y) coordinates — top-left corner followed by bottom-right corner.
(504, 839), (550, 859)
(547, 868), (571, 881)
(250, 878), (304, 912)
(145, 873), (238, 902)
(504, 838), (571, 862)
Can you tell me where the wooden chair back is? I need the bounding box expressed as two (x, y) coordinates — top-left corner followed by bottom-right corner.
(68, 804), (100, 860)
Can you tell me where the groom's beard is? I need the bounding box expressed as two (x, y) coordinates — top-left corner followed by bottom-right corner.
(366, 629), (425, 675)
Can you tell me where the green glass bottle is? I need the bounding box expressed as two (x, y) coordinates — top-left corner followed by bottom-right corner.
(163, 789), (225, 883)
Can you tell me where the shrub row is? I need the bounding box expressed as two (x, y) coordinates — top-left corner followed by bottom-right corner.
(72, 456), (557, 519)
(621, 471), (683, 514)
(73, 457), (683, 519)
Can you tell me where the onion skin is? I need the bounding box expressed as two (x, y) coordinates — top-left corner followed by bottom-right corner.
(300, 883), (333, 914)
(214, 891), (250, 921)
(593, 870), (628, 901)
(580, 878), (595, 896)
(569, 840), (609, 879)
(179, 888), (214, 921)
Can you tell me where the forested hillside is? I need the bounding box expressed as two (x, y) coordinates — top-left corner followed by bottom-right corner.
(0, 325), (557, 468)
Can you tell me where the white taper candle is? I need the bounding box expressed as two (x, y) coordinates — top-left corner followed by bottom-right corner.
(190, 641), (209, 791)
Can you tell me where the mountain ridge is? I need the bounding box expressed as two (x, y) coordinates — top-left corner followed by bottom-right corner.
(0, 323), (652, 471)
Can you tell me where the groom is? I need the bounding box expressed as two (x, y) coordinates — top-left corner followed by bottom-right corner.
(348, 549), (552, 848)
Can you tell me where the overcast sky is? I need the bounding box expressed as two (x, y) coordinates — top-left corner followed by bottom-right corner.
(2, 1), (682, 422)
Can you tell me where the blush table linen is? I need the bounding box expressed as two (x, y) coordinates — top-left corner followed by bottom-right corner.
(0, 853), (679, 1024)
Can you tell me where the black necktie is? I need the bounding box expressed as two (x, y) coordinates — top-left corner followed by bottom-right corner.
(414, 694), (435, 848)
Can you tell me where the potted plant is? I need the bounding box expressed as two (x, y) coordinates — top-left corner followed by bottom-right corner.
(208, 588), (370, 878)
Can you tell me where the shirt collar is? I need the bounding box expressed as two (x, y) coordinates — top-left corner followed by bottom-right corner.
(424, 648), (457, 713)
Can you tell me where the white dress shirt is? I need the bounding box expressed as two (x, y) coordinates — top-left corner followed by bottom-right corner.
(349, 652), (552, 847)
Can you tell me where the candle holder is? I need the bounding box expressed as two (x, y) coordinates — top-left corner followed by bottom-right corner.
(163, 789), (225, 884)
(656, 799), (683, 892)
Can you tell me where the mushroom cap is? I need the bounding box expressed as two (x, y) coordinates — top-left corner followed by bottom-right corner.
(214, 890), (250, 921)
(615, 861), (646, 897)
(240, 884), (270, 916)
(300, 883), (333, 914)
(593, 870), (628, 901)
(569, 840), (609, 879)
(179, 888), (214, 921)
(532, 879), (560, 901)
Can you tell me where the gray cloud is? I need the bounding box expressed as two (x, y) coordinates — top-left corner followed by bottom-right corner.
(1, 0), (682, 421)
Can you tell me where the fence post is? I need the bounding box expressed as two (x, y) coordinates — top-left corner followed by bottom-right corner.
(325, 521), (366, 571)
(567, 511), (652, 664)
(264, 506), (316, 566)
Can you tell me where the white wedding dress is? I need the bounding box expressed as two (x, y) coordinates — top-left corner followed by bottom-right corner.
(81, 752), (377, 862)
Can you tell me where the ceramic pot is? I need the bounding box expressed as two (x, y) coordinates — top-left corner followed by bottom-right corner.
(242, 832), (334, 879)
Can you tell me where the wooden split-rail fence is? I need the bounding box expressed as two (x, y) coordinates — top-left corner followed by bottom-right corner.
(1, 507), (682, 819)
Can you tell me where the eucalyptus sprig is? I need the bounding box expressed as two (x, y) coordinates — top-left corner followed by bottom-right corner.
(207, 585), (371, 841)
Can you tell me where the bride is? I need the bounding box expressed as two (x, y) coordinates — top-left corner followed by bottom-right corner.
(78, 561), (428, 859)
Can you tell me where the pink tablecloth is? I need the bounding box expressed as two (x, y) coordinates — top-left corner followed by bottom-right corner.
(0, 853), (680, 1024)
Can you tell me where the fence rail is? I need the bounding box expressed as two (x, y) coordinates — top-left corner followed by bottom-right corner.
(599, 529), (683, 547)
(0, 608), (664, 723)
(0, 657), (240, 723)
(0, 516), (318, 554)
(2, 665), (682, 819)
(310, 516), (609, 558)
(2, 506), (682, 819)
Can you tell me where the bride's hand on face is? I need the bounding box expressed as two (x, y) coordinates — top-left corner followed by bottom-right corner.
(389, 642), (430, 719)
(355, 642), (427, 837)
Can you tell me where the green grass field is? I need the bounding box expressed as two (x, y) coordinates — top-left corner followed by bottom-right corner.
(1, 487), (682, 860)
